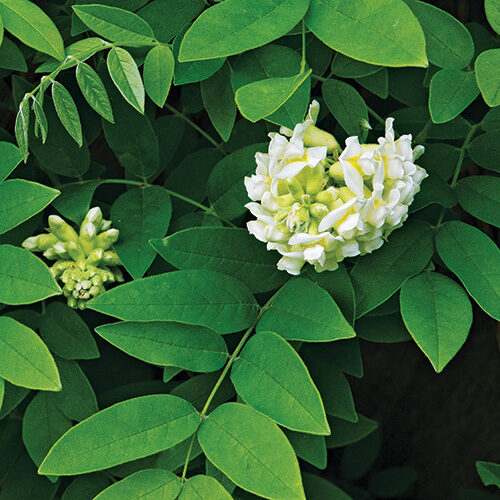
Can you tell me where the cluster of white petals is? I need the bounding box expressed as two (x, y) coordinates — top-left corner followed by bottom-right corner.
(244, 101), (428, 275)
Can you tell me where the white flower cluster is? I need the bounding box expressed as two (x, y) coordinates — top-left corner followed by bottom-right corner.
(244, 101), (427, 275)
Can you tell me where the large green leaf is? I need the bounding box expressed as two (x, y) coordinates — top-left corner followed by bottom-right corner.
(322, 79), (369, 139)
(350, 220), (435, 317)
(198, 402), (305, 500)
(303, 473), (353, 500)
(94, 469), (181, 499)
(326, 414), (378, 448)
(257, 278), (356, 342)
(76, 62), (114, 123)
(49, 358), (98, 422)
(231, 44), (311, 129)
(22, 392), (72, 470)
(143, 45), (174, 107)
(107, 47), (145, 113)
(39, 395), (199, 475)
(235, 70), (312, 123)
(0, 179), (59, 235)
(405, 0), (474, 69)
(455, 175), (500, 227)
(400, 272), (472, 372)
(51, 181), (101, 224)
(305, 0), (427, 67)
(475, 49), (500, 107)
(429, 69), (479, 123)
(0, 141), (23, 182)
(0, 36), (27, 72)
(150, 227), (288, 293)
(208, 143), (267, 220)
(179, 475), (232, 500)
(0, 316), (61, 391)
(467, 132), (500, 173)
(51, 81), (83, 147)
(0, 0), (64, 60)
(111, 185), (172, 279)
(88, 270), (258, 334)
(179, 0), (310, 61)
(231, 331), (329, 435)
(435, 221), (500, 320)
(201, 63), (236, 142)
(485, 0), (500, 34)
(96, 321), (227, 372)
(0, 245), (61, 304)
(73, 5), (155, 43)
(39, 302), (99, 361)
(285, 430), (327, 470)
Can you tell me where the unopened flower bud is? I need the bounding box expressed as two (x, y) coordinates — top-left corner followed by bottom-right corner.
(82, 207), (103, 229)
(102, 250), (121, 266)
(86, 248), (103, 266)
(303, 125), (340, 156)
(310, 203), (329, 219)
(97, 229), (119, 250)
(67, 241), (86, 262)
(48, 215), (79, 243)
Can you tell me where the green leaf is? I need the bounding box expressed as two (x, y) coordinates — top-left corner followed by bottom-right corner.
(14, 98), (29, 161)
(355, 68), (389, 99)
(476, 461), (500, 488)
(22, 392), (72, 470)
(51, 181), (101, 224)
(143, 45), (174, 107)
(231, 331), (329, 435)
(356, 313), (411, 343)
(0, 141), (23, 182)
(173, 24), (225, 86)
(150, 227), (288, 294)
(61, 474), (110, 500)
(198, 402), (305, 500)
(111, 186), (172, 279)
(0, 0), (64, 60)
(257, 278), (356, 342)
(0, 382), (29, 420)
(88, 270), (259, 335)
(429, 69), (479, 123)
(322, 79), (369, 139)
(418, 142), (460, 180)
(96, 321), (228, 373)
(94, 469), (181, 499)
(73, 4), (155, 44)
(485, 0), (500, 34)
(284, 430), (327, 469)
(0, 316), (61, 391)
(405, 0), (474, 70)
(305, 0), (427, 68)
(326, 414), (378, 448)
(235, 70), (312, 123)
(475, 49), (500, 107)
(0, 179), (59, 235)
(39, 394), (199, 475)
(303, 473), (353, 500)
(400, 272), (472, 372)
(0, 378), (4, 411)
(201, 63), (236, 142)
(179, 0), (310, 61)
(231, 44), (311, 129)
(0, 36), (27, 71)
(179, 475), (232, 500)
(107, 46), (145, 113)
(301, 345), (357, 422)
(39, 302), (99, 360)
(0, 245), (61, 304)
(456, 175), (500, 227)
(330, 53), (381, 78)
(49, 358), (98, 422)
(76, 62), (114, 123)
(137, 0), (204, 43)
(51, 81), (83, 147)
(467, 132), (500, 173)
(32, 96), (48, 143)
(350, 220), (435, 318)
(207, 143), (267, 220)
(435, 221), (500, 320)
(410, 172), (456, 212)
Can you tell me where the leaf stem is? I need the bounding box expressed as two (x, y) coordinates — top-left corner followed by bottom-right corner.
(164, 103), (227, 155)
(86, 179), (236, 227)
(300, 20), (306, 74)
(180, 299), (272, 482)
(367, 106), (385, 126)
(434, 123), (479, 228)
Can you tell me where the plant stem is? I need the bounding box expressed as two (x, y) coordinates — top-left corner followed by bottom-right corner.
(367, 106), (385, 126)
(88, 179), (236, 227)
(180, 300), (272, 482)
(300, 21), (306, 74)
(434, 123), (478, 228)
(164, 103), (227, 155)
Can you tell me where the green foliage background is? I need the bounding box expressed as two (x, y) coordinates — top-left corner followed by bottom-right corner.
(0, 0), (498, 498)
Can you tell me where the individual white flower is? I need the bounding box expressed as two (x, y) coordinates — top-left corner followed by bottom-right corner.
(244, 102), (428, 275)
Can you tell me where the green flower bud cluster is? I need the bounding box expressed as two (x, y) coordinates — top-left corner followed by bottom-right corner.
(22, 207), (123, 309)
